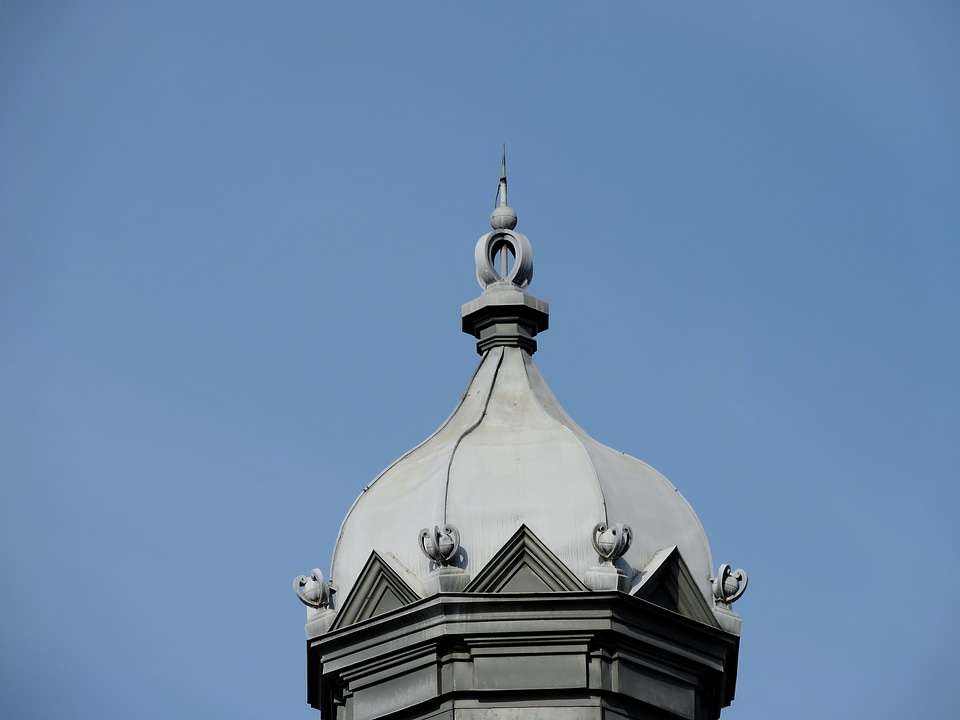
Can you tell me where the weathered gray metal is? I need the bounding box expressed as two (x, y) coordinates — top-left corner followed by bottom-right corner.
(296, 158), (747, 719)
(327, 340), (719, 619)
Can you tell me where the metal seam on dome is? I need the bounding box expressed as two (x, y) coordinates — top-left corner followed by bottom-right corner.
(328, 345), (496, 589)
(517, 349), (608, 529)
(442, 345), (505, 525)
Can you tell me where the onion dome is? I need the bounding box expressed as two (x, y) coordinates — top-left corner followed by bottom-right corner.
(324, 154), (733, 618)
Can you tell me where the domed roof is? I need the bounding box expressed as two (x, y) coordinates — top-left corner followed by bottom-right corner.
(328, 158), (718, 611)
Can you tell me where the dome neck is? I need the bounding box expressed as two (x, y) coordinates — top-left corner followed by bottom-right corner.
(461, 285), (549, 355)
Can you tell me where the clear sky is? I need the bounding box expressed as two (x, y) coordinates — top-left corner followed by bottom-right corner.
(1, 2), (958, 719)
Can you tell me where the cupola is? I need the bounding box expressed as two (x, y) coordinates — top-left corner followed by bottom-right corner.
(295, 153), (747, 720)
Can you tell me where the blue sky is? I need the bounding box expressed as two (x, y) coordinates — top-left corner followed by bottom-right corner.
(1, 2), (958, 718)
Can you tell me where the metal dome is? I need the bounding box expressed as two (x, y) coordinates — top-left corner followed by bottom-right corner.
(326, 155), (718, 612)
(328, 343), (717, 608)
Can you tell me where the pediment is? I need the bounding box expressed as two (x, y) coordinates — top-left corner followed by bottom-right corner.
(331, 551), (423, 629)
(465, 525), (588, 593)
(631, 546), (719, 628)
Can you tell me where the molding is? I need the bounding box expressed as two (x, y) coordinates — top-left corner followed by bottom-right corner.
(308, 592), (740, 720)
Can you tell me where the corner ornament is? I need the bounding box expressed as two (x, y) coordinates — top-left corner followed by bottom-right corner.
(419, 524), (461, 566)
(294, 568), (333, 610)
(592, 522), (632, 563)
(712, 564), (748, 605)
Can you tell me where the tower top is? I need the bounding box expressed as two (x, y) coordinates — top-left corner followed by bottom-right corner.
(297, 156), (747, 720)
(325, 153), (734, 614)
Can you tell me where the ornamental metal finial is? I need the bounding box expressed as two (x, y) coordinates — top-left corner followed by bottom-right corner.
(592, 522), (633, 563)
(490, 144), (517, 231)
(712, 564), (748, 605)
(419, 524), (461, 566)
(462, 150), (548, 354)
(294, 568), (333, 610)
(475, 148), (533, 290)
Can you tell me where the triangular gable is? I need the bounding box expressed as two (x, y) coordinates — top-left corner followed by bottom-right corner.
(631, 547), (719, 628)
(331, 551), (423, 629)
(465, 525), (588, 593)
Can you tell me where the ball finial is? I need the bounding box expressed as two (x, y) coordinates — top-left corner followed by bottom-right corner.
(490, 204), (518, 230)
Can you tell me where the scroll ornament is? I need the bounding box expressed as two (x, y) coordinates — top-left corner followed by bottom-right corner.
(419, 524), (468, 594)
(592, 522), (633, 563)
(419, 524), (461, 566)
(712, 564), (748, 605)
(294, 568), (333, 611)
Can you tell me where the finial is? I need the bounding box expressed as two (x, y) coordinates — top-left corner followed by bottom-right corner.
(462, 150), (548, 355)
(490, 145), (518, 231)
(419, 524), (470, 594)
(476, 146), (531, 289)
(497, 145), (508, 207)
(294, 569), (333, 610)
(294, 569), (338, 638)
(591, 522), (633, 563)
(712, 564), (748, 605)
(585, 522), (633, 591)
(418, 524), (461, 567)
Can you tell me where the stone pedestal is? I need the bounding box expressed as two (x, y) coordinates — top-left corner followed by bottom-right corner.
(423, 567), (470, 595)
(585, 563), (630, 592)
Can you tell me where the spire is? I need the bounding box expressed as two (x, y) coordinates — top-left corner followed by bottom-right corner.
(490, 145), (518, 231)
(497, 145), (507, 206)
(462, 151), (548, 355)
